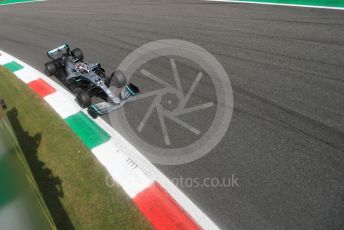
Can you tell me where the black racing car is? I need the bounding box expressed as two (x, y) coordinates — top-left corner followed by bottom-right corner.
(44, 44), (139, 118)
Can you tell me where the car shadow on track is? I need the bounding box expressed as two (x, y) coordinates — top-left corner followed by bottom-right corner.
(7, 108), (75, 230)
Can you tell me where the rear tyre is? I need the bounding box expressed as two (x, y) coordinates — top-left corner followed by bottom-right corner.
(71, 48), (83, 61)
(76, 90), (91, 108)
(111, 70), (127, 88)
(44, 61), (57, 76)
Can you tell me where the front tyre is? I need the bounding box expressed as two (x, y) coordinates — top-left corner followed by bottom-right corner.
(44, 61), (57, 76)
(87, 107), (98, 119)
(71, 48), (83, 61)
(76, 90), (91, 108)
(111, 70), (127, 88)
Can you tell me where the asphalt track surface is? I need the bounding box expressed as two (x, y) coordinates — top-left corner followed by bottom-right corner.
(1, 1), (344, 229)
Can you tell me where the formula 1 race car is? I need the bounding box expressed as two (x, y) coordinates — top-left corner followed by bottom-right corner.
(44, 44), (139, 118)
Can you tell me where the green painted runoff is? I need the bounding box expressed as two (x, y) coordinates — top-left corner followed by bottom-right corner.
(0, 0), (39, 6)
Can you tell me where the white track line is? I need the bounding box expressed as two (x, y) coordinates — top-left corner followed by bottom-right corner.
(205, 0), (344, 10)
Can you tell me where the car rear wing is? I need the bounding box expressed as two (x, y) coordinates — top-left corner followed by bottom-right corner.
(47, 44), (70, 59)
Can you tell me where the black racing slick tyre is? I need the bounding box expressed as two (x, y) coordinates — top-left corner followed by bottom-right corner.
(76, 90), (91, 108)
(44, 61), (57, 76)
(71, 48), (83, 61)
(111, 70), (127, 88)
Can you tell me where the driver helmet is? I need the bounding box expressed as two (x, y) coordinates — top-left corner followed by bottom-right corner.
(76, 62), (88, 73)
